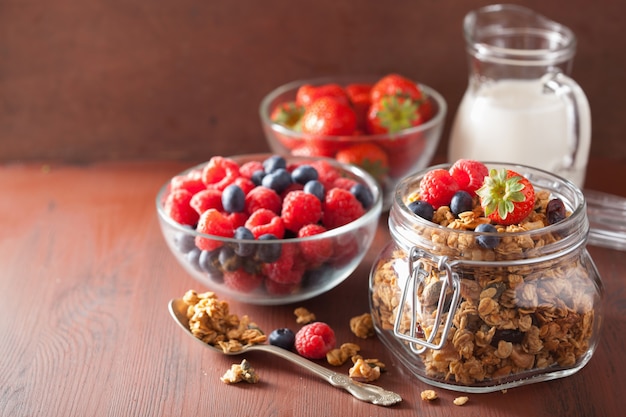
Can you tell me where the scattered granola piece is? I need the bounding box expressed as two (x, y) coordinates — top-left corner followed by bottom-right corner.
(348, 357), (381, 382)
(420, 389), (438, 401)
(326, 343), (361, 366)
(294, 307), (316, 324)
(349, 313), (375, 339)
(453, 396), (469, 406)
(220, 359), (259, 384)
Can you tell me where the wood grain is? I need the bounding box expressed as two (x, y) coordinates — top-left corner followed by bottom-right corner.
(0, 160), (623, 416)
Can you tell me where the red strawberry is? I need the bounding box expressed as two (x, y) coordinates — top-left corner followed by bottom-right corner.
(345, 83), (372, 130)
(370, 73), (423, 102)
(366, 94), (428, 134)
(335, 142), (389, 181)
(300, 97), (357, 137)
(476, 169), (535, 226)
(270, 101), (305, 130)
(296, 83), (350, 108)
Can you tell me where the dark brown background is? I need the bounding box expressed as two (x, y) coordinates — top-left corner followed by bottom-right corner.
(1, 0), (622, 164)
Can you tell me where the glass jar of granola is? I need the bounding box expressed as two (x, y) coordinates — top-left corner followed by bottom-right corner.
(369, 162), (603, 393)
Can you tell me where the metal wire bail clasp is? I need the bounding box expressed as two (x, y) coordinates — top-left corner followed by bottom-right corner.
(393, 247), (460, 355)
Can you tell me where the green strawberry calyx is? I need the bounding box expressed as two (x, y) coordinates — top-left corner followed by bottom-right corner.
(476, 168), (526, 220)
(376, 94), (421, 133)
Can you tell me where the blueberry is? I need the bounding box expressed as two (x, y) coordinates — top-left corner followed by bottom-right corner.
(408, 200), (434, 221)
(251, 170), (266, 186)
(222, 184), (245, 213)
(475, 223), (500, 249)
(291, 165), (319, 185)
(350, 183), (374, 209)
(174, 230), (197, 254)
(303, 180), (325, 202)
(450, 190), (473, 216)
(233, 226), (256, 257)
(256, 234), (282, 263)
(218, 245), (241, 272)
(546, 198), (566, 225)
(186, 247), (202, 271)
(269, 328), (296, 350)
(263, 155), (287, 173)
(262, 168), (292, 193)
(198, 249), (221, 273)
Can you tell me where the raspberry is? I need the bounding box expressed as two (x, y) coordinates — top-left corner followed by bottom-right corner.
(309, 160), (341, 190)
(419, 168), (460, 209)
(322, 188), (365, 229)
(331, 233), (359, 267)
(279, 182), (304, 199)
(298, 224), (332, 267)
(164, 189), (199, 226)
(264, 278), (299, 295)
(449, 159), (489, 195)
(227, 212), (248, 229)
(239, 160), (264, 179)
(281, 190), (323, 233)
(331, 176), (359, 191)
(223, 269), (263, 293)
(245, 186), (282, 215)
(201, 156), (240, 191)
(195, 209), (234, 251)
(170, 170), (206, 194)
(294, 322), (336, 359)
(245, 208), (285, 239)
(262, 244), (304, 285)
(189, 189), (223, 214)
(234, 176), (256, 195)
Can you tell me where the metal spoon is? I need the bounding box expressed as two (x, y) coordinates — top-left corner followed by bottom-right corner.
(168, 298), (402, 406)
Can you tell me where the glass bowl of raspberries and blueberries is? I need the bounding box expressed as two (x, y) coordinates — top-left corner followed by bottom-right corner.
(156, 153), (383, 305)
(259, 74), (447, 210)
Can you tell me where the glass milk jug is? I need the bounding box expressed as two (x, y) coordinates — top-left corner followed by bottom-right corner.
(448, 4), (591, 187)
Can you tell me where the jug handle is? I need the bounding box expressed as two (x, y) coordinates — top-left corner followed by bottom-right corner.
(542, 72), (592, 172)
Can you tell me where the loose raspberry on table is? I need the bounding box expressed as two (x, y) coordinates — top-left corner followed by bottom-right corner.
(245, 208), (285, 239)
(164, 189), (199, 226)
(195, 208), (234, 251)
(418, 168), (460, 209)
(223, 269), (263, 293)
(295, 322), (336, 360)
(282, 190), (323, 233)
(202, 156), (241, 191)
(297, 224), (332, 267)
(449, 159), (489, 195)
(322, 188), (365, 229)
(190, 188), (224, 214)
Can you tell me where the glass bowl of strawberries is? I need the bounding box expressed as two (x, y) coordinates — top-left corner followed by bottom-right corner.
(156, 153), (382, 305)
(259, 74), (447, 210)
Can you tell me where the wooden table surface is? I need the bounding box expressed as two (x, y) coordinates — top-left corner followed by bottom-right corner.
(1, 158), (624, 417)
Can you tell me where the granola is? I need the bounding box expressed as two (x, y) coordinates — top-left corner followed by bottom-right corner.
(182, 290), (267, 353)
(220, 359), (260, 384)
(350, 313), (375, 339)
(294, 307), (316, 324)
(371, 187), (599, 387)
(348, 355), (383, 382)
